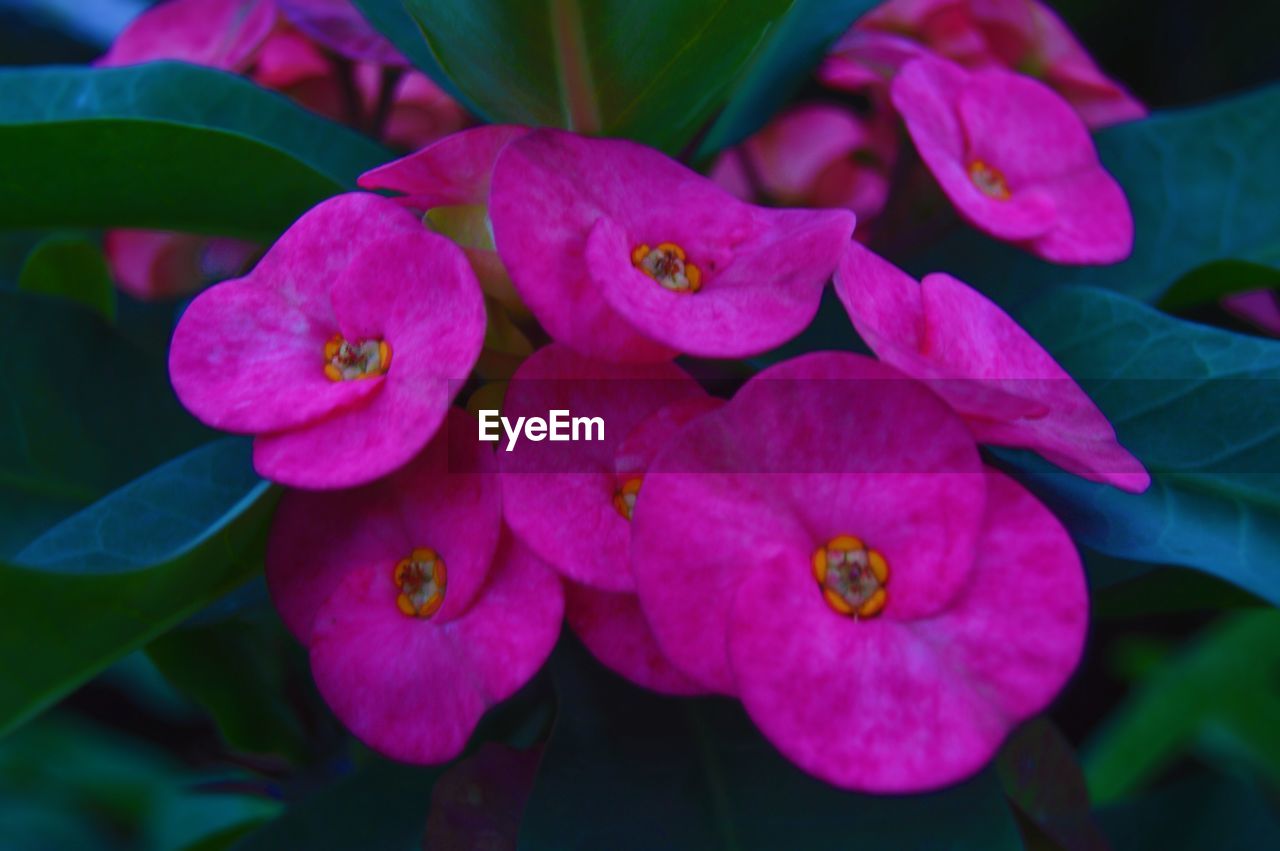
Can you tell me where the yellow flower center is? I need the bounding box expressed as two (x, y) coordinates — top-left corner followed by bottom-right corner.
(612, 476), (642, 521)
(324, 333), (391, 382)
(811, 534), (889, 618)
(631, 242), (702, 293)
(968, 159), (1011, 201)
(394, 547), (447, 618)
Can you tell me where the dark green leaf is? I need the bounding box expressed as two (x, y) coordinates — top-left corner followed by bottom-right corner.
(402, 0), (803, 153)
(997, 287), (1280, 605)
(0, 63), (390, 240)
(904, 83), (1280, 309)
(0, 714), (280, 850)
(1083, 610), (1280, 804)
(18, 235), (116, 322)
(232, 756), (443, 851)
(1097, 771), (1280, 851)
(697, 0), (876, 157)
(347, 0), (472, 108)
(1090, 562), (1265, 619)
(0, 290), (210, 555)
(1158, 258), (1280, 312)
(147, 610), (308, 761)
(0, 439), (277, 736)
(520, 638), (1023, 850)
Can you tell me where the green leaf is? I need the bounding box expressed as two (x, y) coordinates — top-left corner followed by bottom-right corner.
(18, 235), (116, 322)
(232, 756), (443, 851)
(1158, 258), (1280, 312)
(1084, 611), (1280, 805)
(147, 610), (308, 761)
(0, 713), (280, 851)
(520, 638), (1023, 850)
(1096, 771), (1280, 851)
(0, 63), (390, 240)
(347, 0), (472, 107)
(904, 83), (1280, 308)
(997, 287), (1280, 605)
(402, 0), (806, 154)
(697, 0), (876, 157)
(0, 439), (277, 737)
(0, 290), (210, 555)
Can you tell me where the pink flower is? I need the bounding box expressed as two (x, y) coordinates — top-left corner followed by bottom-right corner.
(98, 0), (277, 71)
(835, 0), (1145, 129)
(564, 583), (705, 696)
(169, 193), (484, 488)
(252, 30), (468, 149)
(710, 104), (897, 231)
(498, 343), (715, 591)
(97, 0), (467, 299)
(891, 54), (1132, 264)
(835, 241), (1149, 491)
(266, 409), (563, 763)
(1224, 290), (1280, 336)
(630, 352), (1088, 792)
(489, 130), (855, 362)
(360, 125), (530, 309)
(276, 0), (406, 65)
(104, 230), (259, 301)
(497, 343), (718, 693)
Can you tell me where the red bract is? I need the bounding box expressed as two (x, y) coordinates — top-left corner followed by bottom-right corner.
(836, 242), (1150, 492)
(630, 353), (1087, 792)
(168, 193), (484, 488)
(489, 129), (855, 361)
(891, 54), (1133, 264)
(266, 409), (563, 764)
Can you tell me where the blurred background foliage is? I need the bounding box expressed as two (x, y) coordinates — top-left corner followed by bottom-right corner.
(1, 1), (1279, 849)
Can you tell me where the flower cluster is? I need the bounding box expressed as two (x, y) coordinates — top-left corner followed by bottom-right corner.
(99, 0), (469, 300)
(152, 0), (1150, 791)
(714, 0), (1138, 263)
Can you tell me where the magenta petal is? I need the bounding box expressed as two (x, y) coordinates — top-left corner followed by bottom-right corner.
(957, 69), (1095, 185)
(499, 344), (708, 591)
(891, 56), (1057, 241)
(489, 131), (675, 362)
(250, 225), (484, 489)
(1028, 168), (1134, 265)
(632, 353), (985, 694)
(587, 206), (854, 358)
(492, 130), (851, 361)
(1224, 290), (1280, 336)
(99, 0), (276, 70)
(266, 470), (404, 645)
(564, 582), (705, 696)
(892, 54), (1133, 261)
(359, 125), (530, 209)
(276, 0), (406, 65)
(728, 470), (1086, 792)
(836, 243), (1149, 492)
(308, 534), (563, 764)
(915, 472), (1088, 720)
(169, 274), (381, 434)
(170, 195), (425, 438)
(265, 408), (502, 644)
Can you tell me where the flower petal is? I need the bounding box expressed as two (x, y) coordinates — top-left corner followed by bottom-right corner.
(308, 533), (563, 764)
(588, 205), (853, 358)
(727, 470), (1086, 792)
(565, 581), (705, 696)
(632, 353), (985, 693)
(265, 408), (502, 643)
(499, 344), (707, 591)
